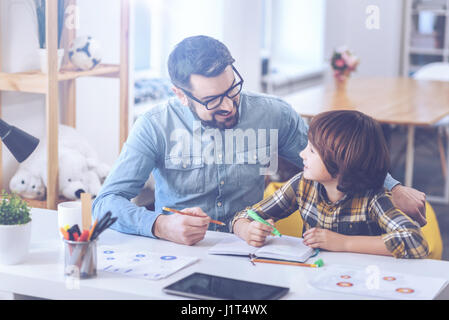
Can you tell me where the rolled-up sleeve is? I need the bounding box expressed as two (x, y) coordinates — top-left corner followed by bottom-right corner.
(370, 193), (429, 259)
(92, 113), (163, 238)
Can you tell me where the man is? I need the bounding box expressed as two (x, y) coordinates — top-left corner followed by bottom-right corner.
(93, 35), (426, 246)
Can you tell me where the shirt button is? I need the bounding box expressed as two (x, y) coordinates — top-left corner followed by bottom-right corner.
(217, 202), (222, 207)
(220, 180), (225, 185)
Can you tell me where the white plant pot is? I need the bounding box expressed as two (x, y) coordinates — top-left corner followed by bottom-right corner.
(38, 48), (64, 73)
(0, 221), (32, 265)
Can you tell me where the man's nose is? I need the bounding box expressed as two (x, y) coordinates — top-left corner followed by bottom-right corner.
(218, 96), (234, 112)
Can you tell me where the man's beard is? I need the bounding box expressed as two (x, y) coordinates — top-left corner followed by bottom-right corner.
(189, 100), (239, 130)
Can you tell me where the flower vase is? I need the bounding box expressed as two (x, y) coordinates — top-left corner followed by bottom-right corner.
(0, 221), (32, 265)
(334, 77), (348, 92)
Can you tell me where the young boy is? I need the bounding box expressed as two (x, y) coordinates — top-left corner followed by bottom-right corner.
(231, 110), (429, 259)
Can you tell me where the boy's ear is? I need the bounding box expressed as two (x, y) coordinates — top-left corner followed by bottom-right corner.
(172, 86), (189, 106)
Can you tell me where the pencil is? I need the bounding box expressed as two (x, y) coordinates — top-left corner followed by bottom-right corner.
(251, 258), (320, 268)
(162, 207), (226, 226)
(88, 219), (98, 241)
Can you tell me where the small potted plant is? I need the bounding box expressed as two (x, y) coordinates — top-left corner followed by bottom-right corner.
(330, 46), (360, 91)
(0, 191), (32, 265)
(34, 0), (67, 73)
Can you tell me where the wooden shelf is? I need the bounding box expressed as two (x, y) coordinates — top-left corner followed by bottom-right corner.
(403, 0), (449, 76)
(409, 47), (446, 55)
(412, 9), (448, 15)
(0, 64), (120, 94)
(24, 197), (71, 209)
(0, 0), (129, 210)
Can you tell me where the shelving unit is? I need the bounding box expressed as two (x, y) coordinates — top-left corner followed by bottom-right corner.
(0, 0), (129, 209)
(402, 0), (449, 76)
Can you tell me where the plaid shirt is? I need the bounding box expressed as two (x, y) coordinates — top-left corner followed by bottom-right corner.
(231, 172), (429, 259)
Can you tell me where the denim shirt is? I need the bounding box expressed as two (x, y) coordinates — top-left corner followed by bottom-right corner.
(92, 91), (399, 238)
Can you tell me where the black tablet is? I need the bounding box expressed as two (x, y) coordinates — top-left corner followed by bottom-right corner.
(163, 272), (289, 300)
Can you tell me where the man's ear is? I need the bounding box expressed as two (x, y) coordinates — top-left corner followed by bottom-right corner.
(172, 86), (189, 106)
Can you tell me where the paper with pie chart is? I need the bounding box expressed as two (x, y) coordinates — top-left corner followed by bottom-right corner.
(98, 246), (199, 280)
(310, 264), (448, 300)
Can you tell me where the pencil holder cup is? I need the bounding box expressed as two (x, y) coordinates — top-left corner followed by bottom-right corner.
(63, 239), (97, 279)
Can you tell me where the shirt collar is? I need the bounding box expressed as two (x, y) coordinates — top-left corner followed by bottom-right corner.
(317, 183), (350, 206)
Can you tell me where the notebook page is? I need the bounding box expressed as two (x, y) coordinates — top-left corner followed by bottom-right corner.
(208, 236), (259, 256)
(255, 235), (315, 262)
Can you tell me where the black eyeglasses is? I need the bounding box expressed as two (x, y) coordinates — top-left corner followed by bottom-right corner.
(181, 65), (244, 110)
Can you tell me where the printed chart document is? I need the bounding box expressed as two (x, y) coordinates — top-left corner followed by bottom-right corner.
(310, 264), (448, 300)
(208, 235), (316, 263)
(98, 246), (199, 280)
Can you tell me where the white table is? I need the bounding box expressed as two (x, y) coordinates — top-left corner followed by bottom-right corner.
(0, 208), (448, 300)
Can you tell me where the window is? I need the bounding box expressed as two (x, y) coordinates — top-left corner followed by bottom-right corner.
(133, 0), (151, 72)
(261, 0), (326, 94)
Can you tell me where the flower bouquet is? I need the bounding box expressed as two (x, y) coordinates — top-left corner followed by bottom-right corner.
(331, 46), (360, 90)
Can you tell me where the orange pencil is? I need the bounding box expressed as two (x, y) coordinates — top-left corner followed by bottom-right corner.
(251, 258), (324, 268)
(163, 207), (226, 226)
(88, 219), (98, 240)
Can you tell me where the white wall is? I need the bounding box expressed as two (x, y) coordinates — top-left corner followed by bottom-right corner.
(143, 0), (262, 92)
(75, 0), (121, 165)
(222, 0), (262, 92)
(271, 0), (325, 68)
(324, 0), (404, 79)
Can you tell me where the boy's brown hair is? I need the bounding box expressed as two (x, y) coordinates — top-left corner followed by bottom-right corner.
(308, 110), (390, 194)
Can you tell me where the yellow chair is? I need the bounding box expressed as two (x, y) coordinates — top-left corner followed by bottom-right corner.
(265, 182), (443, 260)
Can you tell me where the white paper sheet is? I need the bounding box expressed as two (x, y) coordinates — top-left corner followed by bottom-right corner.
(310, 264), (448, 300)
(98, 246), (199, 280)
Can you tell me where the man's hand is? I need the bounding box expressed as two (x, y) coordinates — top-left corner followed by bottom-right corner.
(303, 228), (347, 251)
(153, 207), (210, 245)
(391, 185), (427, 227)
(233, 218), (275, 247)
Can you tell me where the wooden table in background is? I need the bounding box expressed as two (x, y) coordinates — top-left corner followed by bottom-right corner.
(284, 77), (449, 203)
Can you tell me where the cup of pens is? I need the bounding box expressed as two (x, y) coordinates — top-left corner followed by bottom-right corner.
(60, 211), (117, 279)
(64, 238), (97, 279)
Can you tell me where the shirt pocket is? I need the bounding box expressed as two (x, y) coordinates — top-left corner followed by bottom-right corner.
(164, 156), (205, 195)
(235, 146), (272, 187)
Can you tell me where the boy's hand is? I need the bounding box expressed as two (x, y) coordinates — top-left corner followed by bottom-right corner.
(303, 228), (347, 252)
(233, 218), (275, 247)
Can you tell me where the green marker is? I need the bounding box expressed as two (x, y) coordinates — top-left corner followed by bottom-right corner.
(247, 209), (282, 237)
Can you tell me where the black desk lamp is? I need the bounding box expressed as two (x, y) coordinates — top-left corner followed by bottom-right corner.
(0, 119), (39, 163)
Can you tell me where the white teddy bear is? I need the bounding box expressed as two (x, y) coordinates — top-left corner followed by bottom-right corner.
(10, 125), (110, 200)
(9, 167), (46, 200)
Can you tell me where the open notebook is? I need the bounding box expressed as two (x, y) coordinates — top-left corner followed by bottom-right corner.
(208, 235), (316, 263)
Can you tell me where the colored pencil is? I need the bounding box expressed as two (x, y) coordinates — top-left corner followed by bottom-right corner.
(88, 219), (98, 241)
(162, 207), (226, 226)
(251, 258), (320, 268)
